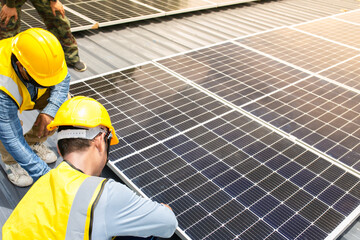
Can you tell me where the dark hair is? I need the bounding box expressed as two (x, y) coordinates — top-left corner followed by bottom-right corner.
(57, 126), (92, 157)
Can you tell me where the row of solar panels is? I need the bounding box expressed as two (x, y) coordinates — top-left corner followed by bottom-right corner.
(69, 9), (360, 240)
(20, 0), (256, 32)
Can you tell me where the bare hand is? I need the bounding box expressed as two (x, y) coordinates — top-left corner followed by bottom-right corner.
(0, 5), (17, 26)
(161, 203), (173, 211)
(34, 113), (54, 138)
(50, 1), (65, 18)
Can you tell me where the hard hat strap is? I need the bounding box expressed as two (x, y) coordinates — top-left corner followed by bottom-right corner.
(57, 126), (106, 142)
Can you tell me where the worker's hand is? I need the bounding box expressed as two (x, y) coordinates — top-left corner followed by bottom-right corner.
(34, 113), (54, 138)
(50, 0), (65, 18)
(0, 5), (18, 26)
(161, 203), (173, 211)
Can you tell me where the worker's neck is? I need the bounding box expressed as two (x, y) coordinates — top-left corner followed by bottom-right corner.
(64, 148), (103, 176)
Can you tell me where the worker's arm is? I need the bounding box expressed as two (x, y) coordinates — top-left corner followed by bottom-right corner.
(0, 91), (50, 181)
(92, 179), (178, 239)
(41, 72), (70, 119)
(34, 72), (70, 138)
(0, 1), (17, 26)
(5, 0), (15, 7)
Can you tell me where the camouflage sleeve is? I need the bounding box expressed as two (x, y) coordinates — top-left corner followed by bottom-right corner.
(5, 0), (16, 8)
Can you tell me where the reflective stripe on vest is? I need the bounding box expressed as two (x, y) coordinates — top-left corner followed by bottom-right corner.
(66, 176), (106, 240)
(0, 74), (22, 107)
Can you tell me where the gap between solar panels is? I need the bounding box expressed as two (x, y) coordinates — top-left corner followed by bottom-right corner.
(68, 8), (360, 240)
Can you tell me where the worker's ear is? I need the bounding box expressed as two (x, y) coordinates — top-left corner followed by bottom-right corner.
(57, 145), (62, 158)
(94, 132), (106, 153)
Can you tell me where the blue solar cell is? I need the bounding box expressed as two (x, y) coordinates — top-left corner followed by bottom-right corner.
(243, 141), (267, 156)
(270, 116), (290, 128)
(303, 132), (323, 145)
(250, 195), (280, 218)
(224, 177), (253, 197)
(266, 231), (287, 240)
(233, 135), (256, 148)
(182, 147), (209, 163)
(327, 145), (350, 159)
(164, 135), (190, 148)
(187, 216), (222, 240)
(299, 225), (327, 240)
(265, 155), (290, 170)
(202, 162), (229, 179)
(237, 186), (266, 207)
(278, 161), (302, 178)
(318, 185), (346, 205)
(205, 227), (236, 240)
(226, 210), (258, 235)
(253, 147), (278, 163)
(177, 205), (209, 230)
(334, 194), (360, 216)
(292, 127), (312, 139)
(171, 195), (197, 215)
(279, 215), (311, 240)
(124, 161), (154, 178)
(173, 141), (199, 156)
(239, 220), (274, 239)
(304, 177), (330, 196)
(264, 204), (295, 228)
(192, 154), (219, 171)
(340, 151), (360, 166)
(213, 169), (241, 188)
(314, 138), (337, 152)
(290, 169), (316, 187)
(222, 129), (246, 142)
(142, 177), (174, 197)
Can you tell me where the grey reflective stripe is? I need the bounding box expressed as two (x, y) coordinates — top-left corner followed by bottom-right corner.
(65, 176), (105, 240)
(0, 74), (22, 105)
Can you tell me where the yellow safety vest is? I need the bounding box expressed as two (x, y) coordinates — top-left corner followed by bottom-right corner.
(2, 162), (108, 240)
(0, 37), (47, 112)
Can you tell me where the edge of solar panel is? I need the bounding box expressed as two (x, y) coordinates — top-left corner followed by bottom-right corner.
(98, 12), (165, 28)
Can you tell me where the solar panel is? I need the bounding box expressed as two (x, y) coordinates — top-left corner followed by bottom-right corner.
(334, 9), (360, 24)
(237, 28), (359, 73)
(20, 2), (96, 31)
(65, 9), (360, 240)
(241, 76), (360, 172)
(157, 42), (309, 106)
(69, 62), (360, 240)
(294, 18), (360, 49)
(64, 0), (163, 28)
(136, 0), (215, 14)
(18, 0), (257, 32)
(319, 56), (360, 91)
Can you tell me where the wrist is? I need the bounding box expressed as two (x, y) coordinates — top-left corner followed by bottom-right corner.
(6, 1), (16, 8)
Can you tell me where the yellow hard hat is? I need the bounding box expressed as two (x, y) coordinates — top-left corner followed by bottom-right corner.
(11, 28), (67, 87)
(47, 96), (119, 145)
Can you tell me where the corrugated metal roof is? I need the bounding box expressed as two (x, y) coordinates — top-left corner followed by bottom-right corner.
(68, 0), (360, 80)
(1, 0), (360, 239)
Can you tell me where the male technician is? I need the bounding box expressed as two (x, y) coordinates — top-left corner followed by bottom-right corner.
(0, 27), (70, 187)
(3, 96), (178, 239)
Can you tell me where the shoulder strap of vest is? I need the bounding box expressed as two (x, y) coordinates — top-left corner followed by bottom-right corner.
(65, 176), (108, 240)
(0, 74), (22, 107)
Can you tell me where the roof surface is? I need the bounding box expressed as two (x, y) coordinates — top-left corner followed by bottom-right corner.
(1, 0), (360, 239)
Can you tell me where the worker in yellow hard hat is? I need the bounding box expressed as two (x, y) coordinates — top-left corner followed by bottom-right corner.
(3, 96), (178, 239)
(0, 27), (70, 187)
